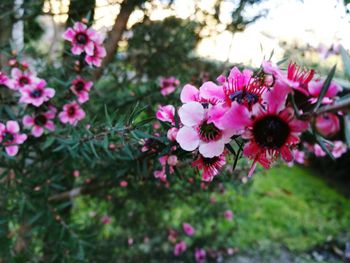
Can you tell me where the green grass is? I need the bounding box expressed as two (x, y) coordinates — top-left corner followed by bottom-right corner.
(223, 165), (350, 252)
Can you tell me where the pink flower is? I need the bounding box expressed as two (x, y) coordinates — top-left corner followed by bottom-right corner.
(176, 102), (234, 158)
(224, 210), (234, 220)
(19, 80), (55, 107)
(173, 241), (187, 256)
(167, 155), (178, 166)
(314, 144), (326, 157)
(308, 79), (342, 104)
(22, 109), (56, 137)
(192, 153), (226, 181)
(263, 61), (315, 96)
(120, 180), (128, 187)
(85, 42), (106, 67)
(0, 121), (27, 156)
(73, 170), (80, 177)
(167, 127), (179, 141)
(0, 71), (15, 90)
(292, 149), (305, 164)
(11, 68), (39, 90)
(101, 215), (111, 225)
(154, 169), (167, 181)
(63, 22), (97, 56)
(332, 141), (347, 158)
(195, 248), (206, 263)
(315, 113), (340, 137)
(70, 76), (93, 104)
(220, 66), (267, 108)
(180, 82), (225, 105)
(238, 85), (308, 176)
(156, 105), (175, 124)
(160, 77), (180, 96)
(59, 101), (86, 126)
(182, 223), (195, 236)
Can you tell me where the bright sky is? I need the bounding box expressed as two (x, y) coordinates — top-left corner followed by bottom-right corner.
(46, 0), (350, 66)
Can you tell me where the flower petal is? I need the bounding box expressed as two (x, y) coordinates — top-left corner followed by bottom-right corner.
(178, 102), (204, 127)
(176, 126), (200, 151)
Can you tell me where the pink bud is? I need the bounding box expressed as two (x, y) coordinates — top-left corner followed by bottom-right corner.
(167, 155), (178, 166)
(73, 170), (80, 177)
(120, 180), (128, 187)
(167, 127), (179, 141)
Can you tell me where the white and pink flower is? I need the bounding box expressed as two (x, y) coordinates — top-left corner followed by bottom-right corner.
(0, 121), (27, 156)
(156, 105), (175, 124)
(22, 109), (56, 137)
(176, 102), (234, 158)
(59, 101), (86, 126)
(70, 76), (93, 104)
(19, 80), (55, 107)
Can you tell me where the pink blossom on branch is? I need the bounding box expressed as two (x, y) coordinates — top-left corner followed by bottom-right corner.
(160, 76), (180, 96)
(173, 241), (187, 256)
(59, 101), (86, 126)
(195, 248), (206, 263)
(70, 76), (93, 104)
(315, 113), (340, 137)
(0, 121), (27, 156)
(63, 22), (97, 56)
(19, 80), (55, 107)
(22, 109), (56, 137)
(182, 223), (195, 236)
(156, 105), (175, 124)
(0, 71), (15, 90)
(11, 68), (39, 90)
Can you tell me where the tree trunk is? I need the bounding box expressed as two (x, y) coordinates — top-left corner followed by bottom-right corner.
(94, 0), (145, 79)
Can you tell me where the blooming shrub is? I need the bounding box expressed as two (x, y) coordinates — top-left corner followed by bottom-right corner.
(0, 17), (350, 262)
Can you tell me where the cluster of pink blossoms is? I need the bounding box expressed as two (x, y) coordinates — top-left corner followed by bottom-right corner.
(156, 61), (348, 180)
(0, 21), (106, 157)
(159, 76), (180, 96)
(63, 22), (106, 67)
(59, 21), (106, 126)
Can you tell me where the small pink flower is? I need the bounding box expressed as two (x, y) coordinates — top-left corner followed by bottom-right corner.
(315, 113), (340, 137)
(160, 77), (180, 96)
(0, 71), (15, 90)
(19, 80), (55, 107)
(22, 109), (56, 137)
(195, 248), (206, 263)
(293, 149), (305, 164)
(120, 180), (128, 187)
(73, 170), (80, 177)
(173, 241), (187, 256)
(182, 223), (195, 236)
(70, 76), (93, 104)
(308, 79), (342, 104)
(224, 210), (234, 220)
(11, 68), (39, 90)
(0, 121), (27, 156)
(63, 22), (97, 56)
(314, 144), (326, 157)
(154, 169), (167, 181)
(59, 101), (86, 126)
(85, 43), (106, 67)
(101, 215), (111, 225)
(176, 102), (234, 158)
(156, 105), (175, 124)
(167, 155), (178, 166)
(180, 82), (225, 105)
(332, 141), (347, 158)
(167, 127), (178, 141)
(192, 153), (226, 182)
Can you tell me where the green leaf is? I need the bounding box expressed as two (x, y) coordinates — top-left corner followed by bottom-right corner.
(339, 45), (350, 80)
(344, 114), (350, 148)
(313, 65), (336, 112)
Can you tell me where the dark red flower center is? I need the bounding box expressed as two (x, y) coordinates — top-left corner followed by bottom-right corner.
(253, 115), (290, 149)
(199, 122), (221, 142)
(75, 81), (85, 92)
(202, 156), (221, 166)
(19, 77), (29, 85)
(2, 132), (14, 143)
(75, 33), (88, 45)
(67, 106), (76, 117)
(30, 89), (43, 98)
(34, 115), (47, 126)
